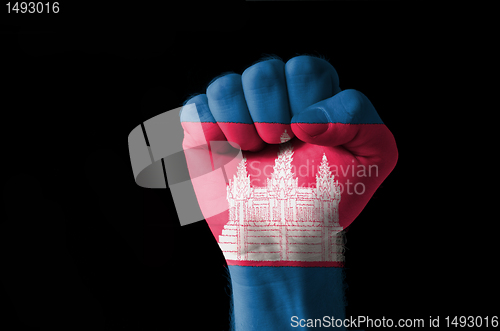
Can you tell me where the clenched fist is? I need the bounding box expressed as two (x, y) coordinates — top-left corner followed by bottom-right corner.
(180, 55), (397, 330)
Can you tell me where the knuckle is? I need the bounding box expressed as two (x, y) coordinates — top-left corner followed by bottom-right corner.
(242, 59), (285, 89)
(341, 89), (364, 111)
(206, 73), (242, 100)
(285, 55), (331, 77)
(339, 89), (382, 124)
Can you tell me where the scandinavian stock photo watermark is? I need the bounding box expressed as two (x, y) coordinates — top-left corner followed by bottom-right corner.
(247, 159), (379, 196)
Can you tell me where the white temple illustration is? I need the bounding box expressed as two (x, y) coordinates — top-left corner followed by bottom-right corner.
(218, 130), (344, 262)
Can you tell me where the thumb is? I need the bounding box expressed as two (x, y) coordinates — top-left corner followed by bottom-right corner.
(291, 89), (396, 159)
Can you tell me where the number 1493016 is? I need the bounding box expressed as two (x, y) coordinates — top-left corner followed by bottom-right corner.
(445, 316), (498, 328)
(6, 2), (59, 13)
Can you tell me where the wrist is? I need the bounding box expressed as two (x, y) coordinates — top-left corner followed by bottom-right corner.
(228, 265), (347, 330)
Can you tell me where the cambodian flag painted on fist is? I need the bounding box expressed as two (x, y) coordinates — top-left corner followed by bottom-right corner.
(180, 55), (397, 330)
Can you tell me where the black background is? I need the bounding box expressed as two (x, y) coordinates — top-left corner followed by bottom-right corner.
(1, 3), (496, 330)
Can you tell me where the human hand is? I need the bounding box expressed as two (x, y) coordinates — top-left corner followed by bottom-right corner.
(180, 55), (397, 267)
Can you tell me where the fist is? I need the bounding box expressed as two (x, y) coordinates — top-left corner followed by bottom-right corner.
(180, 55), (397, 267)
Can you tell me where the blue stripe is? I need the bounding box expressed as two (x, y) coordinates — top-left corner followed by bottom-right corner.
(285, 55), (341, 118)
(291, 89), (384, 125)
(207, 74), (254, 124)
(228, 266), (347, 330)
(242, 59), (291, 124)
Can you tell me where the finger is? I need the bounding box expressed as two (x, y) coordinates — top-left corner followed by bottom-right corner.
(180, 94), (227, 151)
(242, 58), (293, 144)
(291, 89), (398, 167)
(285, 55), (341, 118)
(207, 73), (266, 152)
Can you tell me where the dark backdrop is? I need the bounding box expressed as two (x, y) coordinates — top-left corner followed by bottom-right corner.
(1, 3), (496, 330)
